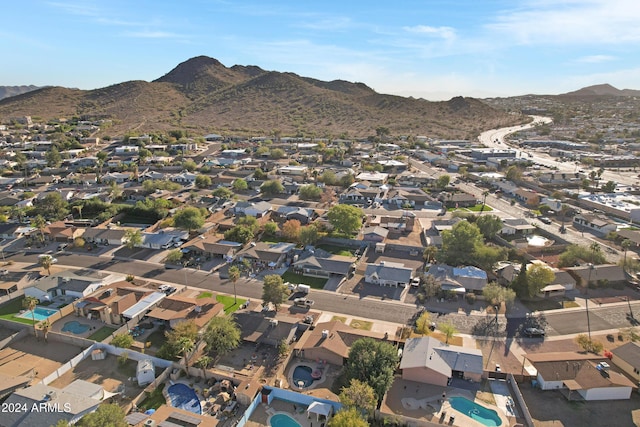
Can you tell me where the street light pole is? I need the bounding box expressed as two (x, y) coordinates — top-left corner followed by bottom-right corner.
(586, 263), (594, 340)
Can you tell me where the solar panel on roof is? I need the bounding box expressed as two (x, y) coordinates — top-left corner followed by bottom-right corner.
(167, 411), (202, 425)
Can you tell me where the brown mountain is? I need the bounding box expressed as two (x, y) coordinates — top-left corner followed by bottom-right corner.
(560, 84), (640, 98)
(0, 56), (523, 137)
(0, 85), (41, 101)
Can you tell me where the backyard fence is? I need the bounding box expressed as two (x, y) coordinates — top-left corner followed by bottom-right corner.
(507, 373), (535, 427)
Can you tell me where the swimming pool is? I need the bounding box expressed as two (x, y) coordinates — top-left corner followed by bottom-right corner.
(269, 413), (301, 427)
(19, 306), (58, 321)
(449, 396), (502, 426)
(167, 383), (202, 414)
(61, 321), (90, 334)
(292, 365), (315, 388)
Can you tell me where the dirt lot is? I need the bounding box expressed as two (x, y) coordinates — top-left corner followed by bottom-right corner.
(0, 335), (82, 380)
(49, 354), (146, 399)
(520, 381), (640, 427)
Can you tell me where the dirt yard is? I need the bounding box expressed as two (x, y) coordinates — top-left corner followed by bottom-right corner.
(0, 335), (82, 381)
(520, 381), (640, 427)
(49, 354), (146, 399)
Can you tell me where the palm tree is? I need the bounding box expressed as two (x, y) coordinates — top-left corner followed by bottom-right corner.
(589, 242), (601, 263)
(423, 246), (438, 264)
(194, 355), (212, 380)
(39, 255), (54, 275)
(22, 296), (39, 337)
(438, 322), (458, 345)
(228, 266), (241, 304)
(622, 239), (632, 271)
(479, 191), (489, 214)
(176, 337), (195, 376)
(39, 320), (50, 342)
(72, 205), (83, 220)
(31, 215), (47, 245)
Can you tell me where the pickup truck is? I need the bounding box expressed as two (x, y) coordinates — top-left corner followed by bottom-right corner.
(293, 298), (314, 307)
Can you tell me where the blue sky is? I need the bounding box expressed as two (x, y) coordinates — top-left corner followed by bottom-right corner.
(3, 0), (640, 100)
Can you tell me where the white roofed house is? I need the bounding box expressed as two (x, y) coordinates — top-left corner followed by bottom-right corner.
(170, 171), (197, 185)
(426, 264), (488, 294)
(233, 201), (272, 218)
(573, 213), (617, 236)
(364, 261), (413, 287)
(293, 250), (356, 279)
(24, 272), (105, 302)
(400, 337), (484, 386)
(501, 218), (536, 236)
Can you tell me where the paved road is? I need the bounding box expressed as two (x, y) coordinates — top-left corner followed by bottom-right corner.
(10, 251), (640, 337)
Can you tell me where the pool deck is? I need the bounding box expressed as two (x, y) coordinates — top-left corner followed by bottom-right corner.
(246, 398), (319, 427)
(50, 314), (109, 338)
(438, 391), (512, 427)
(287, 361), (330, 392)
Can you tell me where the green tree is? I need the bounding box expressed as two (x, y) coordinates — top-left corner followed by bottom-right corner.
(77, 403), (127, 427)
(483, 282), (516, 308)
(34, 192), (69, 221)
(601, 181), (616, 193)
(173, 207), (205, 232)
(45, 147), (62, 167)
(270, 148), (285, 159)
(423, 245), (438, 263)
(182, 160), (197, 172)
(299, 225), (319, 246)
(123, 229), (143, 250)
(204, 316), (241, 362)
(111, 333), (134, 349)
(232, 178), (248, 191)
(526, 264), (555, 297)
(475, 215), (503, 239)
(261, 180), (284, 195)
(228, 266), (241, 304)
(511, 262), (529, 298)
(622, 239), (632, 271)
(39, 319), (50, 342)
(328, 408), (369, 427)
(327, 204), (364, 235)
(31, 214), (47, 244)
(175, 336), (195, 373)
(435, 174), (451, 189)
(262, 274), (288, 310)
(473, 244), (507, 270)
(440, 221), (483, 266)
(415, 311), (432, 336)
(575, 334), (604, 354)
(438, 322), (458, 345)
(345, 338), (398, 402)
(39, 254), (55, 275)
(237, 216), (260, 233)
(320, 170), (338, 185)
(558, 244), (607, 267)
(165, 249), (183, 264)
(22, 296), (38, 337)
(212, 187), (233, 199)
(263, 221), (278, 236)
(224, 225), (254, 244)
(195, 174), (212, 188)
(506, 166), (523, 181)
(339, 174), (355, 188)
(158, 320), (199, 360)
(253, 168), (267, 180)
(339, 379), (376, 418)
(299, 184), (322, 200)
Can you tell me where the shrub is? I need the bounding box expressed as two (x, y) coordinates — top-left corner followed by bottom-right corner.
(465, 293), (476, 304)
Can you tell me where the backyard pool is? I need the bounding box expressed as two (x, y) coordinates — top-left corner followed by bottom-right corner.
(449, 397), (502, 426)
(19, 306), (58, 321)
(269, 413), (301, 427)
(167, 383), (202, 414)
(526, 234), (550, 247)
(292, 365), (315, 388)
(61, 321), (90, 334)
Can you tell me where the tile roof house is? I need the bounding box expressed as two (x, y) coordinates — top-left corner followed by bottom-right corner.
(426, 264), (488, 293)
(146, 294), (223, 329)
(292, 251), (356, 279)
(183, 236), (243, 259)
(400, 336), (484, 386)
(565, 264), (627, 287)
(501, 218), (536, 235)
(293, 320), (390, 366)
(75, 282), (155, 325)
(573, 213), (617, 236)
(237, 242), (296, 268)
(525, 352), (636, 400)
(234, 311), (299, 347)
(364, 261), (413, 287)
(233, 201), (272, 218)
(611, 342), (640, 383)
(274, 206), (316, 225)
(82, 227), (128, 246)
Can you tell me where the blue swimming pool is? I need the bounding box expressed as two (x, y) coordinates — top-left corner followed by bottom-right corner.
(270, 413), (301, 427)
(167, 383), (202, 414)
(449, 396), (502, 426)
(61, 321), (90, 334)
(19, 306), (58, 321)
(292, 365), (314, 388)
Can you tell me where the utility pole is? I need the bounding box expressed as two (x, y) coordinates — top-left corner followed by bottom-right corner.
(586, 263), (594, 340)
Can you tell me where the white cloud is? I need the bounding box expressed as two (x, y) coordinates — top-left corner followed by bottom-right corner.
(122, 31), (188, 40)
(576, 55), (616, 63)
(403, 25), (457, 41)
(487, 0), (640, 45)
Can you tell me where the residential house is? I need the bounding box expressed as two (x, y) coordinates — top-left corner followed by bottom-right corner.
(538, 269), (577, 297)
(140, 230), (188, 250)
(364, 261), (413, 287)
(114, 145), (139, 155)
(43, 221), (84, 243)
(501, 218), (536, 236)
(0, 223), (22, 240)
(101, 172), (131, 183)
(234, 311), (299, 347)
(1, 382), (102, 427)
(524, 352), (636, 400)
(170, 171), (197, 185)
(438, 192), (478, 208)
(355, 172), (388, 186)
(565, 264), (627, 287)
(292, 251), (355, 279)
(617, 229), (640, 248)
(233, 201), (272, 218)
(237, 242), (296, 269)
(400, 336), (483, 386)
(385, 188), (431, 208)
(362, 226), (389, 243)
(274, 206), (316, 225)
(82, 227), (128, 246)
(573, 213), (617, 236)
(25, 272), (106, 302)
(183, 236), (242, 260)
(146, 294), (223, 329)
(610, 342), (640, 383)
(75, 283), (154, 325)
(426, 264), (488, 293)
(278, 165), (308, 176)
(293, 320), (390, 366)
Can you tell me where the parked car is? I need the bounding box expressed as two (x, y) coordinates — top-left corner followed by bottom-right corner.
(0, 269), (8, 276)
(294, 297), (314, 307)
(523, 327), (545, 338)
(411, 277), (421, 287)
(539, 217), (552, 225)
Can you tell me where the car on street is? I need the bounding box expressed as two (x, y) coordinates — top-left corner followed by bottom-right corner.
(523, 327), (545, 337)
(539, 217), (552, 225)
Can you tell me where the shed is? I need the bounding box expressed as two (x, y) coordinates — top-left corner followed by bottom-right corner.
(136, 359), (155, 386)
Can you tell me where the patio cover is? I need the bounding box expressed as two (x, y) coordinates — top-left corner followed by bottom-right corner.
(121, 292), (165, 319)
(307, 401), (333, 420)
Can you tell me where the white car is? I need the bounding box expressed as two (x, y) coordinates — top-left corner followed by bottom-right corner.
(411, 277), (421, 287)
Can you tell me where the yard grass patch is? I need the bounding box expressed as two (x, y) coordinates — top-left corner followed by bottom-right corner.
(349, 319), (373, 331)
(138, 383), (166, 411)
(281, 270), (327, 289)
(88, 326), (117, 342)
(316, 244), (355, 256)
(216, 295), (246, 314)
(523, 299), (563, 311)
(0, 296), (37, 325)
(331, 316), (347, 323)
(465, 204), (493, 212)
(562, 301), (580, 308)
(197, 291), (213, 299)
